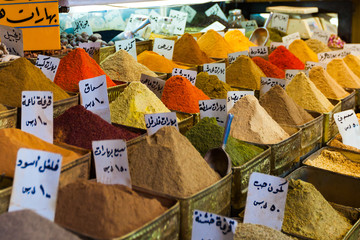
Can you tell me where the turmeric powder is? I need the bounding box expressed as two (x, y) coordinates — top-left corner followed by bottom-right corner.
(137, 51), (188, 73)
(224, 30), (257, 52)
(197, 30), (234, 58)
(343, 54), (360, 79)
(326, 58), (360, 88)
(288, 39), (318, 64)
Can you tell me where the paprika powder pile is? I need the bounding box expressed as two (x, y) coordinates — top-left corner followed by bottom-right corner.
(137, 51), (187, 73)
(161, 75), (210, 113)
(224, 30), (257, 52)
(288, 39), (319, 63)
(252, 57), (285, 79)
(197, 30), (234, 58)
(269, 46), (305, 70)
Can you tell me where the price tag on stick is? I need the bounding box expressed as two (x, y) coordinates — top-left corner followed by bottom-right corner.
(318, 50), (351, 63)
(244, 172), (289, 231)
(140, 74), (165, 99)
(169, 10), (188, 35)
(228, 51), (248, 65)
(21, 91), (53, 143)
(153, 38), (175, 60)
(180, 5), (197, 23)
(172, 68), (197, 85)
(199, 99), (227, 127)
(260, 78), (288, 96)
(312, 29), (331, 44)
(35, 55), (60, 81)
(79, 42), (101, 58)
(227, 91), (254, 111)
(115, 38), (137, 60)
(271, 13), (289, 32)
(92, 139), (131, 187)
(285, 69), (308, 81)
(203, 63), (226, 82)
(144, 112), (179, 136)
(9, 148), (63, 221)
(334, 110), (360, 149)
(249, 46), (268, 59)
(241, 20), (258, 33)
(72, 16), (93, 35)
(0, 25), (24, 57)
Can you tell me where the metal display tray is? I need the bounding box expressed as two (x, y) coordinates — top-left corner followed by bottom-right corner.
(0, 106), (17, 129)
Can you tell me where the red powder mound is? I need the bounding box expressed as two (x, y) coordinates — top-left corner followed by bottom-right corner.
(269, 46), (305, 70)
(252, 57), (285, 79)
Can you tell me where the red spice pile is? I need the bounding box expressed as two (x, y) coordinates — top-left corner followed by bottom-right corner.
(252, 57), (285, 79)
(268, 46), (305, 70)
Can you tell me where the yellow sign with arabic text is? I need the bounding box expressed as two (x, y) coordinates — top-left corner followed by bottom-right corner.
(0, 0), (60, 50)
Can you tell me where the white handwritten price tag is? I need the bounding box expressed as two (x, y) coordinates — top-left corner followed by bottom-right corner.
(201, 21), (226, 32)
(115, 38), (137, 60)
(199, 99), (227, 127)
(285, 69), (308, 81)
(227, 91), (254, 111)
(191, 210), (237, 240)
(92, 139), (131, 187)
(9, 148), (62, 221)
(228, 51), (249, 65)
(0, 25), (23, 57)
(311, 29), (331, 44)
(271, 13), (289, 33)
(79, 42), (101, 58)
(241, 20), (258, 33)
(305, 61), (327, 71)
(149, 10), (161, 31)
(282, 32), (300, 45)
(72, 16), (93, 35)
(125, 14), (148, 32)
(172, 68), (197, 85)
(270, 42), (288, 52)
(21, 91), (53, 144)
(260, 78), (288, 96)
(334, 110), (360, 149)
(180, 5), (197, 23)
(205, 4), (227, 22)
(144, 112), (178, 136)
(153, 38), (175, 60)
(35, 55), (60, 82)
(244, 172), (289, 231)
(228, 28), (246, 35)
(203, 63), (226, 82)
(344, 44), (360, 56)
(249, 46), (269, 59)
(140, 74), (165, 99)
(169, 10), (188, 35)
(79, 75), (111, 123)
(318, 50), (351, 63)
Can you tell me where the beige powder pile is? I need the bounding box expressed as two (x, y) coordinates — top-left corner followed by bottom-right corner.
(228, 95), (290, 144)
(305, 39), (331, 53)
(343, 54), (360, 79)
(326, 58), (360, 88)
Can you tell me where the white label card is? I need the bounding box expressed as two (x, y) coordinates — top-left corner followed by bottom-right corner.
(344, 44), (360, 56)
(241, 20), (258, 33)
(140, 74), (165, 99)
(21, 91), (53, 144)
(145, 112), (178, 136)
(318, 50), (351, 63)
(334, 110), (360, 149)
(0, 25), (24, 57)
(125, 14), (148, 32)
(282, 32), (300, 45)
(203, 63), (226, 82)
(169, 10), (188, 35)
(72, 16), (93, 35)
(191, 210), (237, 240)
(271, 13), (289, 33)
(92, 139), (131, 187)
(244, 172), (289, 231)
(260, 78), (288, 96)
(35, 55), (60, 82)
(305, 61), (327, 71)
(285, 69), (308, 81)
(180, 5), (197, 23)
(312, 29), (331, 44)
(201, 21), (226, 33)
(115, 38), (137, 60)
(199, 99), (227, 127)
(228, 51), (249, 65)
(9, 148), (62, 221)
(205, 4), (227, 22)
(79, 75), (111, 123)
(172, 68), (197, 85)
(79, 42), (101, 58)
(270, 42), (287, 52)
(249, 46), (269, 59)
(149, 10), (161, 30)
(153, 38), (175, 60)
(227, 91), (254, 111)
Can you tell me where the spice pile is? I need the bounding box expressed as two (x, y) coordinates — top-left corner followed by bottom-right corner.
(288, 39), (318, 63)
(234, 223), (292, 240)
(269, 46), (305, 70)
(329, 114), (360, 152)
(0, 104), (8, 112)
(224, 30), (257, 52)
(326, 58), (360, 88)
(343, 54), (360, 78)
(197, 30), (234, 58)
(252, 57), (285, 79)
(137, 51), (186, 73)
(195, 72), (235, 99)
(128, 126), (220, 198)
(305, 39), (331, 53)
(55, 180), (167, 239)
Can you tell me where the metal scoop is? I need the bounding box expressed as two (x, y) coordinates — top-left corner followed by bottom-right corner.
(111, 18), (151, 42)
(204, 114), (234, 177)
(249, 12), (273, 46)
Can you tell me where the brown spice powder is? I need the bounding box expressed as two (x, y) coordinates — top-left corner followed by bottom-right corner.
(234, 223), (292, 240)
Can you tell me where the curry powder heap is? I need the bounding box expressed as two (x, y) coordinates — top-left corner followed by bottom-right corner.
(288, 39), (319, 63)
(224, 30), (257, 52)
(197, 29), (234, 58)
(195, 72), (235, 99)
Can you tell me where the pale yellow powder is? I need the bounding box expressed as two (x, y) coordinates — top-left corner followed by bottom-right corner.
(110, 82), (172, 129)
(326, 58), (360, 88)
(343, 54), (360, 79)
(286, 72), (334, 113)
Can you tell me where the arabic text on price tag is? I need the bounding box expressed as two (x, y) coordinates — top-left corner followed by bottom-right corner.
(260, 77), (288, 96)
(270, 42), (287, 51)
(228, 51), (248, 65)
(334, 110), (360, 149)
(199, 99), (227, 127)
(79, 42), (101, 58)
(180, 5), (197, 23)
(172, 68), (197, 85)
(169, 10), (188, 35)
(271, 13), (289, 32)
(72, 16), (93, 35)
(0, 25), (23, 56)
(249, 46), (268, 59)
(115, 38), (137, 60)
(318, 50), (351, 63)
(205, 4), (227, 22)
(140, 74), (165, 99)
(144, 112), (178, 136)
(203, 63), (226, 82)
(35, 55), (60, 81)
(285, 69), (308, 81)
(227, 91), (254, 111)
(241, 20), (258, 33)
(153, 38), (175, 60)
(311, 29), (331, 44)
(282, 32), (300, 45)
(305, 61), (327, 71)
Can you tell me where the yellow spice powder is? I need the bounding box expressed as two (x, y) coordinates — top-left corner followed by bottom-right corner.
(288, 39), (319, 64)
(224, 30), (257, 52)
(197, 29), (234, 58)
(343, 54), (360, 79)
(326, 58), (360, 88)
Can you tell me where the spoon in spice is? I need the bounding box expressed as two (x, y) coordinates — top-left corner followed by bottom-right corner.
(204, 113), (233, 177)
(249, 12), (273, 46)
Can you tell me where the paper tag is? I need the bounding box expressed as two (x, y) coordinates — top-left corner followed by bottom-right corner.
(172, 68), (197, 85)
(271, 13), (289, 33)
(199, 99), (227, 127)
(9, 148), (62, 221)
(79, 75), (111, 123)
(72, 16), (93, 35)
(203, 63), (226, 82)
(144, 112), (179, 136)
(241, 20), (258, 33)
(35, 55), (60, 82)
(201, 21), (226, 33)
(0, 25), (24, 57)
(228, 51), (249, 65)
(318, 50), (351, 63)
(92, 139), (131, 187)
(180, 5), (197, 23)
(228, 28), (246, 35)
(191, 210), (237, 240)
(79, 42), (101, 58)
(282, 32), (300, 45)
(205, 4), (227, 22)
(249, 46), (269, 59)
(149, 10), (161, 31)
(285, 69), (308, 81)
(169, 10), (188, 35)
(305, 61), (327, 71)
(244, 172), (289, 231)
(334, 110), (360, 149)
(21, 91), (53, 144)
(125, 14), (148, 32)
(270, 42), (288, 52)
(227, 91), (254, 111)
(260, 78), (288, 96)
(140, 74), (165, 99)
(344, 44), (360, 53)
(312, 29), (331, 44)
(115, 38), (137, 60)
(153, 38), (175, 60)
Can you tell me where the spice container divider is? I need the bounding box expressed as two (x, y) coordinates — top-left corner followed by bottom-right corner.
(339, 89), (356, 111)
(345, 88), (360, 112)
(0, 142), (91, 214)
(0, 106), (17, 129)
(136, 40), (153, 56)
(326, 134), (360, 161)
(155, 72), (168, 80)
(175, 112), (194, 135)
(231, 144), (271, 211)
(318, 99), (341, 145)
